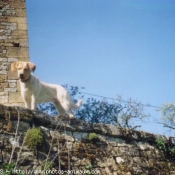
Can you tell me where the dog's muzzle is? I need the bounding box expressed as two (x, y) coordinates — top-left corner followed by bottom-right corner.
(19, 74), (25, 80)
(19, 74), (30, 82)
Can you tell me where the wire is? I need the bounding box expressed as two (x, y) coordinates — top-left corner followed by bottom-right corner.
(80, 91), (162, 109)
(77, 91), (175, 136)
(78, 91), (164, 125)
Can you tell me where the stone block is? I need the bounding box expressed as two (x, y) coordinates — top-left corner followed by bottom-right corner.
(8, 58), (18, 62)
(18, 23), (27, 30)
(9, 82), (16, 88)
(0, 25), (6, 29)
(19, 39), (28, 47)
(10, 102), (24, 107)
(0, 74), (7, 82)
(0, 69), (7, 74)
(11, 30), (28, 39)
(9, 91), (22, 103)
(7, 47), (28, 58)
(17, 80), (21, 91)
(0, 82), (8, 91)
(8, 70), (18, 79)
(0, 42), (14, 47)
(10, 1), (26, 8)
(0, 91), (6, 96)
(0, 35), (8, 40)
(7, 17), (27, 24)
(0, 58), (7, 62)
(7, 80), (17, 83)
(15, 9), (26, 17)
(5, 22), (17, 31)
(12, 121), (30, 133)
(0, 96), (8, 104)
(0, 66), (7, 70)
(18, 57), (29, 61)
(73, 132), (88, 141)
(4, 87), (17, 92)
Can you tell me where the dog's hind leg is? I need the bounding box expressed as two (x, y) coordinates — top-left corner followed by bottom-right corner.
(53, 100), (66, 116)
(61, 101), (75, 118)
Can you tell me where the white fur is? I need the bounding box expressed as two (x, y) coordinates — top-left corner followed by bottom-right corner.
(11, 61), (82, 118)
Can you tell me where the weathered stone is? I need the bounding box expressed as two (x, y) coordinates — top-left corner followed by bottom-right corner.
(15, 9), (26, 17)
(0, 104), (175, 174)
(11, 30), (28, 39)
(7, 47), (28, 57)
(0, 82), (8, 91)
(73, 132), (88, 141)
(1, 0), (175, 173)
(0, 35), (8, 40)
(8, 69), (18, 79)
(20, 39), (28, 47)
(116, 157), (125, 164)
(7, 80), (17, 83)
(0, 0), (29, 106)
(0, 104), (33, 122)
(0, 0), (28, 106)
(4, 87), (17, 92)
(0, 74), (7, 82)
(105, 167), (111, 174)
(0, 58), (7, 62)
(12, 121), (30, 133)
(0, 69), (7, 74)
(18, 23), (27, 30)
(10, 1), (26, 8)
(0, 91), (7, 96)
(0, 96), (8, 103)
(9, 91), (22, 103)
(7, 17), (26, 24)
(8, 58), (18, 62)
(9, 82), (16, 88)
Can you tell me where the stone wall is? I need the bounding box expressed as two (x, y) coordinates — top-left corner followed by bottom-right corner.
(0, 0), (29, 106)
(0, 104), (175, 175)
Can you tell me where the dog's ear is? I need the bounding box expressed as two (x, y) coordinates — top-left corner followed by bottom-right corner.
(11, 62), (19, 72)
(28, 62), (36, 72)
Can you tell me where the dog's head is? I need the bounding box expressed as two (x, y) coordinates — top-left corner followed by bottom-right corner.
(11, 61), (36, 82)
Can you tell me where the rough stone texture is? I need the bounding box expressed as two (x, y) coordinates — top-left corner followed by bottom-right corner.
(0, 104), (175, 175)
(1, 1), (175, 174)
(0, 0), (29, 107)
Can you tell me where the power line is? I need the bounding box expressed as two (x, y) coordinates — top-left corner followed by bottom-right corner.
(80, 91), (162, 110)
(70, 89), (174, 134)
(78, 91), (165, 125)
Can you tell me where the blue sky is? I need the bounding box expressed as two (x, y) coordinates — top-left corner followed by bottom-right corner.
(26, 0), (175, 135)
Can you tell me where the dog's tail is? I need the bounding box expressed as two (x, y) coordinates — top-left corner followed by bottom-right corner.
(71, 99), (82, 110)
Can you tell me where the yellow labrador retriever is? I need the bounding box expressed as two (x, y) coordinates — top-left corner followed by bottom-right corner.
(11, 61), (82, 118)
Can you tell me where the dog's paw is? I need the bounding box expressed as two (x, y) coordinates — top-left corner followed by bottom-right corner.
(69, 114), (75, 119)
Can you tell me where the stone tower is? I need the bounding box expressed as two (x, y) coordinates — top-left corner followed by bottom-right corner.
(0, 0), (29, 106)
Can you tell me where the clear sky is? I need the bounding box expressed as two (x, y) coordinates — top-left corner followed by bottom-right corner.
(26, 0), (175, 135)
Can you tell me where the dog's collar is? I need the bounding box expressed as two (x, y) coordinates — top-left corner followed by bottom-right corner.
(20, 75), (31, 83)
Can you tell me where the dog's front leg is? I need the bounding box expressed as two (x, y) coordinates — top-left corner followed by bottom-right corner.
(31, 95), (37, 110)
(22, 94), (32, 109)
(24, 101), (31, 109)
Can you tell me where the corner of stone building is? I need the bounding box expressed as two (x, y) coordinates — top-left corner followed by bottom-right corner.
(0, 0), (29, 107)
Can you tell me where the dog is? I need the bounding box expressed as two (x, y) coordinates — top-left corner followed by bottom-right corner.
(11, 61), (82, 118)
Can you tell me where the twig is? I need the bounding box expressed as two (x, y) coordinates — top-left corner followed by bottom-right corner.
(43, 115), (65, 171)
(14, 128), (29, 170)
(9, 107), (20, 164)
